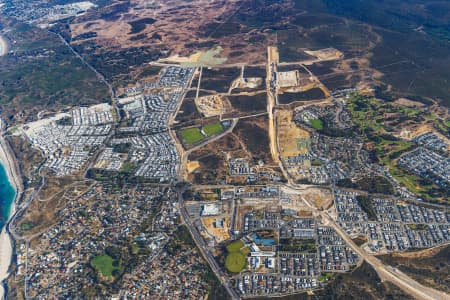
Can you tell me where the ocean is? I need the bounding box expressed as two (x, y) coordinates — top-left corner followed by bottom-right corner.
(0, 163), (16, 230)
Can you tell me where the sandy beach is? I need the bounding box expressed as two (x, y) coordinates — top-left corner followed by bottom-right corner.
(0, 121), (22, 300)
(0, 229), (12, 300)
(0, 34), (7, 56)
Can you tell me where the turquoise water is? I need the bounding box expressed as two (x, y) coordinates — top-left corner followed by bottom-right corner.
(251, 233), (275, 246)
(0, 163), (15, 230)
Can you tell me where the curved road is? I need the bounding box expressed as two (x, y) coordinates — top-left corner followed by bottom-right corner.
(283, 184), (450, 300)
(324, 209), (450, 300)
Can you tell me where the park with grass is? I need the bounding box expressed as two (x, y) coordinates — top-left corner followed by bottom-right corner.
(90, 254), (122, 279)
(225, 240), (248, 273)
(310, 118), (324, 130)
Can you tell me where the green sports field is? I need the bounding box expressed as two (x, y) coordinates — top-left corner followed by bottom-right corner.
(180, 128), (205, 145)
(226, 240), (244, 252)
(203, 122), (224, 136)
(225, 252), (246, 273)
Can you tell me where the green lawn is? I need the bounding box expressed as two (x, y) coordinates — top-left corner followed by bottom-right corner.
(225, 252), (246, 273)
(408, 224), (427, 231)
(179, 123), (224, 145)
(180, 128), (205, 145)
(225, 240), (247, 273)
(90, 254), (120, 278)
(226, 240), (244, 252)
(319, 272), (333, 282)
(311, 159), (323, 166)
(203, 122), (224, 136)
(120, 162), (135, 173)
(19, 222), (34, 231)
(310, 118), (324, 130)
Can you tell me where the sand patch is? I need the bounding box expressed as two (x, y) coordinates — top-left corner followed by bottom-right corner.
(186, 160), (200, 173)
(160, 46), (228, 66)
(201, 216), (230, 242)
(276, 109), (310, 158)
(304, 48), (343, 60)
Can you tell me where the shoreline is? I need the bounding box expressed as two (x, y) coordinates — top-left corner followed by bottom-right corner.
(0, 125), (22, 300)
(0, 34), (8, 56)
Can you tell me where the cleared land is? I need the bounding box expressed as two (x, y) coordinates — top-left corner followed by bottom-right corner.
(277, 109), (310, 158)
(195, 95), (227, 117)
(202, 216), (230, 242)
(186, 160), (201, 173)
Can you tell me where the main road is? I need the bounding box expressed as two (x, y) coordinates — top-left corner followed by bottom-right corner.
(174, 47), (450, 300)
(324, 208), (449, 300)
(264, 44), (449, 300)
(286, 182), (450, 300)
(177, 187), (240, 300)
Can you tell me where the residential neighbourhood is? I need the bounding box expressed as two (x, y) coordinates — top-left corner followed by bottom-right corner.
(6, 58), (450, 300)
(2, 1), (450, 300)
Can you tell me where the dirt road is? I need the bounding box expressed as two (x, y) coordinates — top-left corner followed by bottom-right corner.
(266, 46), (280, 164)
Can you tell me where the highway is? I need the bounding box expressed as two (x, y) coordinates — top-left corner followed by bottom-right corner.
(177, 187), (240, 300)
(327, 211), (450, 300)
(169, 46), (450, 300)
(167, 70), (241, 300)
